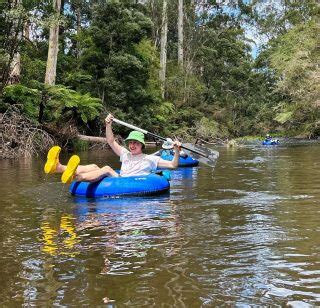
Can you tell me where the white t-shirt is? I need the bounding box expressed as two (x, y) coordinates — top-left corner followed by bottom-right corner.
(119, 148), (161, 177)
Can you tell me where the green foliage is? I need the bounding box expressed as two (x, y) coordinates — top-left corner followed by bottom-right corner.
(0, 48), (9, 90)
(81, 1), (153, 103)
(166, 64), (205, 109)
(1, 0), (318, 142)
(2, 83), (103, 128)
(191, 24), (267, 137)
(71, 139), (89, 151)
(269, 22), (318, 99)
(3, 84), (41, 119)
(77, 2), (166, 131)
(267, 21), (320, 137)
(254, 0), (319, 39)
(196, 117), (228, 140)
(274, 110), (294, 125)
(46, 85), (103, 124)
(63, 71), (93, 91)
(274, 100), (320, 138)
(21, 56), (47, 84)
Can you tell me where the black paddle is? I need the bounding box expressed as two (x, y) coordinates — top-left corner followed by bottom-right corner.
(113, 118), (219, 167)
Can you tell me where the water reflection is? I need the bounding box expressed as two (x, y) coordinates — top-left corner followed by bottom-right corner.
(72, 195), (184, 275)
(1, 145), (320, 306)
(40, 214), (80, 256)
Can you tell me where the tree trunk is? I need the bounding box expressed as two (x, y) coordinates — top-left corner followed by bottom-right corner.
(8, 0), (21, 85)
(59, 0), (65, 53)
(150, 0), (159, 48)
(178, 0), (184, 67)
(39, 91), (48, 123)
(76, 6), (81, 59)
(45, 0), (61, 85)
(8, 53), (21, 84)
(23, 19), (30, 40)
(159, 0), (168, 99)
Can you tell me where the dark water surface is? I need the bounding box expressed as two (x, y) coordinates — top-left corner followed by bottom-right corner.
(0, 144), (319, 306)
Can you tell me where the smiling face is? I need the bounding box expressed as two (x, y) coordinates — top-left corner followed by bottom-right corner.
(128, 140), (143, 155)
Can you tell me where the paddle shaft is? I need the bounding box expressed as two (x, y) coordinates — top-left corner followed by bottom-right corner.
(113, 118), (209, 158)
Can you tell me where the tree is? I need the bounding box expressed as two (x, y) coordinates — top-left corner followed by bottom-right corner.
(268, 21), (320, 137)
(0, 0), (25, 91)
(253, 0), (319, 40)
(253, 1), (320, 136)
(45, 0), (61, 85)
(8, 0), (22, 85)
(177, 0), (183, 67)
(77, 1), (166, 130)
(159, 0), (168, 98)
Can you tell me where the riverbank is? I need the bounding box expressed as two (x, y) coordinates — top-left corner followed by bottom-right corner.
(227, 136), (320, 147)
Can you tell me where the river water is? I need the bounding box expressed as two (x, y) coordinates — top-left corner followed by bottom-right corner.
(0, 144), (319, 306)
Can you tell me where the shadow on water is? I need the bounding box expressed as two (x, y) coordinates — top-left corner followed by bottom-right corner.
(0, 145), (320, 306)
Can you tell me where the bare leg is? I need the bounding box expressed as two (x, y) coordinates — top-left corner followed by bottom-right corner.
(55, 161), (117, 182)
(75, 166), (119, 182)
(56, 163), (100, 174)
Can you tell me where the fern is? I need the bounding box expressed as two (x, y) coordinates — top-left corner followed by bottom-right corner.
(3, 83), (103, 126)
(47, 85), (103, 124)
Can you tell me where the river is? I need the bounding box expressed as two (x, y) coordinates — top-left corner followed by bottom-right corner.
(0, 144), (319, 306)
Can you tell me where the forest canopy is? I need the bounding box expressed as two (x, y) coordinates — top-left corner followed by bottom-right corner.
(1, 0), (319, 149)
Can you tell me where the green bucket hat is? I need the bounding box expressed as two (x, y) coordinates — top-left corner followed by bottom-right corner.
(125, 131), (145, 148)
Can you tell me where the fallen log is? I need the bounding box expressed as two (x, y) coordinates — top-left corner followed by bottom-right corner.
(77, 134), (106, 143)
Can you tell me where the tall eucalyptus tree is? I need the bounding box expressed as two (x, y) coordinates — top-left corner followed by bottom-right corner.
(177, 0), (183, 66)
(159, 0), (168, 99)
(45, 0), (61, 85)
(0, 0), (25, 90)
(8, 0), (22, 85)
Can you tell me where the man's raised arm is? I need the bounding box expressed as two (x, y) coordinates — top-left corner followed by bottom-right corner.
(105, 114), (123, 157)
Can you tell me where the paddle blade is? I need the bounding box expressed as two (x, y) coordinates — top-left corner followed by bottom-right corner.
(182, 143), (219, 168)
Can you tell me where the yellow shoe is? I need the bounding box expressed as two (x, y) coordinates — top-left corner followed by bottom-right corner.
(44, 146), (61, 174)
(61, 155), (80, 184)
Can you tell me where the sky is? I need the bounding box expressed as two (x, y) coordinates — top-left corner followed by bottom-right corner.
(195, 0), (284, 58)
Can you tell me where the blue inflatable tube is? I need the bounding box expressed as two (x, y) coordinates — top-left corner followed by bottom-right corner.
(160, 153), (199, 167)
(262, 140), (279, 145)
(69, 173), (170, 198)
